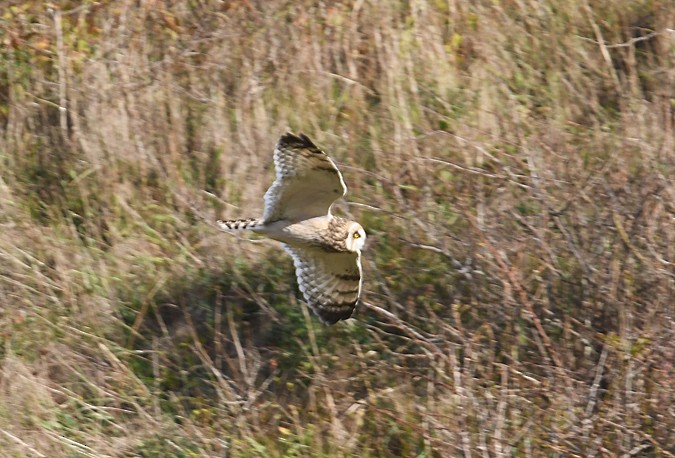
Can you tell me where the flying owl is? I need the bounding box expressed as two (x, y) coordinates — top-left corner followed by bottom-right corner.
(217, 133), (366, 324)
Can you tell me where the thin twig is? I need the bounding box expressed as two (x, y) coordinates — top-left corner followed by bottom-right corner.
(0, 429), (47, 458)
(464, 212), (570, 386)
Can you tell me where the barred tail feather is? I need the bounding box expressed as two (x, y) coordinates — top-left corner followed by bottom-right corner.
(217, 218), (264, 231)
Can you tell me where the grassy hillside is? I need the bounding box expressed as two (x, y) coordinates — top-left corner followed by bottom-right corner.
(1, 1), (673, 456)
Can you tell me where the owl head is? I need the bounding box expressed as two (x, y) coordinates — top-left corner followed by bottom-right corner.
(344, 221), (366, 252)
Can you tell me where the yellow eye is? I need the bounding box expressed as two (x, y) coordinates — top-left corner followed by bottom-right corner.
(353, 233), (360, 239)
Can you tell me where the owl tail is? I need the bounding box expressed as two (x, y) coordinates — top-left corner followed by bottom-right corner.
(217, 218), (265, 231)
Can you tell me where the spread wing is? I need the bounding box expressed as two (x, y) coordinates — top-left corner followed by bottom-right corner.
(282, 244), (362, 324)
(262, 133), (347, 223)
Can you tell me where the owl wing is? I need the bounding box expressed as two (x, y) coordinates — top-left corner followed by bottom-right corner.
(281, 244), (362, 324)
(263, 133), (347, 223)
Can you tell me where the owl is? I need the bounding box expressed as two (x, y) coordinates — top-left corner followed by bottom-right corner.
(217, 133), (366, 324)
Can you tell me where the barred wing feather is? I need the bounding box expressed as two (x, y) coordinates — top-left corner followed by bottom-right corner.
(263, 133), (347, 222)
(282, 244), (362, 324)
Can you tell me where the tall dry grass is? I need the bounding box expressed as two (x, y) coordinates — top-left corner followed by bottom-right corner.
(1, 1), (673, 456)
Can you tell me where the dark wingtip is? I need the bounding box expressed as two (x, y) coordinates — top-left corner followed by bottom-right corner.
(279, 132), (321, 152)
(317, 306), (355, 325)
(297, 133), (313, 145)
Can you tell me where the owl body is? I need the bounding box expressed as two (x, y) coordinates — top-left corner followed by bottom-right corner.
(259, 216), (364, 253)
(217, 133), (365, 324)
(255, 216), (332, 247)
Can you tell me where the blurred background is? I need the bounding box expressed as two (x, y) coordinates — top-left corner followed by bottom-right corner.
(0, 1), (673, 456)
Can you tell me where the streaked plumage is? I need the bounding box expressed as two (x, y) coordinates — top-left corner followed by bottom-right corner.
(218, 133), (366, 324)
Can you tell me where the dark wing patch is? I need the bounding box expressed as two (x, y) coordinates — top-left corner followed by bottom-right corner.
(263, 133), (348, 222)
(282, 244), (362, 325)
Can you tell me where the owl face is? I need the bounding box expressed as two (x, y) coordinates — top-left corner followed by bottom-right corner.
(344, 222), (366, 252)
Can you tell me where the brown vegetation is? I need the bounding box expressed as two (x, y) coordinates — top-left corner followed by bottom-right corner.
(1, 1), (673, 456)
